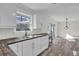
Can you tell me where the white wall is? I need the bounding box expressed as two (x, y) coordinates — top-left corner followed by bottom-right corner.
(0, 3), (35, 38)
(0, 3), (58, 39)
(33, 14), (58, 37)
(57, 20), (79, 37)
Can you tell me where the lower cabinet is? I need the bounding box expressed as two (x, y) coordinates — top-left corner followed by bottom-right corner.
(8, 43), (18, 55)
(32, 38), (41, 56)
(17, 42), (23, 56)
(23, 40), (33, 56)
(40, 36), (49, 52)
(8, 36), (49, 56)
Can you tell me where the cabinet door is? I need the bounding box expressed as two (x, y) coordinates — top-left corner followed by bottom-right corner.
(8, 43), (18, 55)
(23, 40), (33, 56)
(43, 36), (49, 49)
(32, 38), (40, 56)
(40, 36), (49, 52)
(17, 42), (23, 56)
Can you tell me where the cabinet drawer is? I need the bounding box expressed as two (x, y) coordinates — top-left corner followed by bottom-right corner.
(40, 36), (48, 41)
(23, 40), (32, 46)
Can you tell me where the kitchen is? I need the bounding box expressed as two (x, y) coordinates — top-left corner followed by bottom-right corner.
(0, 3), (52, 56)
(0, 3), (79, 56)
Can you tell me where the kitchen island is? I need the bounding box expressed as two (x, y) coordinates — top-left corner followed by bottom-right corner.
(0, 33), (49, 56)
(1, 34), (79, 56)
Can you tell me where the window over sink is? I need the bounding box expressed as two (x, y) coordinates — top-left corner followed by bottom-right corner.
(15, 11), (32, 32)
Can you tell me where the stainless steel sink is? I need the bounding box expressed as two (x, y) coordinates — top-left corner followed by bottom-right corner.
(20, 34), (43, 40)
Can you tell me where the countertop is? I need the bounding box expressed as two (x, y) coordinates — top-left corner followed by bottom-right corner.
(7, 33), (48, 45)
(1, 34), (79, 56)
(0, 33), (48, 56)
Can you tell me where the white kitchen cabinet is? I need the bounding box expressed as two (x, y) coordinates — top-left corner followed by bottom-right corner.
(32, 38), (40, 56)
(8, 43), (18, 55)
(32, 36), (49, 56)
(17, 42), (23, 56)
(8, 35), (49, 56)
(40, 36), (49, 52)
(22, 36), (48, 56)
(23, 40), (33, 56)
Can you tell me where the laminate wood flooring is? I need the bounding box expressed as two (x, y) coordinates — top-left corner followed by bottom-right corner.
(40, 37), (79, 56)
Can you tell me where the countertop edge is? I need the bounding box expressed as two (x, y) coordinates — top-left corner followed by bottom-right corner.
(7, 34), (48, 45)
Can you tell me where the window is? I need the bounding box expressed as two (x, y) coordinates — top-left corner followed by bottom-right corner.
(16, 14), (32, 31)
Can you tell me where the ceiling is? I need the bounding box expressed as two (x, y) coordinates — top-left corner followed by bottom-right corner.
(23, 3), (79, 22)
(23, 3), (58, 10)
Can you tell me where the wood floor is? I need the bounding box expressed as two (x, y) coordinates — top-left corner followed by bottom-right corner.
(40, 37), (79, 56)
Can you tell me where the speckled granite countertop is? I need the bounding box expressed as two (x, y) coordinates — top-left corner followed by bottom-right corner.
(0, 33), (48, 56)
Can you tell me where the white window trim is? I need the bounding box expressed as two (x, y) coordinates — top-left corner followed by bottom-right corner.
(14, 11), (33, 33)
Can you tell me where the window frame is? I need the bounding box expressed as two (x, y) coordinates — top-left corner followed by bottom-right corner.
(14, 11), (32, 33)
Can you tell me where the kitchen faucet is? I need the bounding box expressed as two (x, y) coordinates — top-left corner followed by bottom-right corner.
(25, 31), (28, 37)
